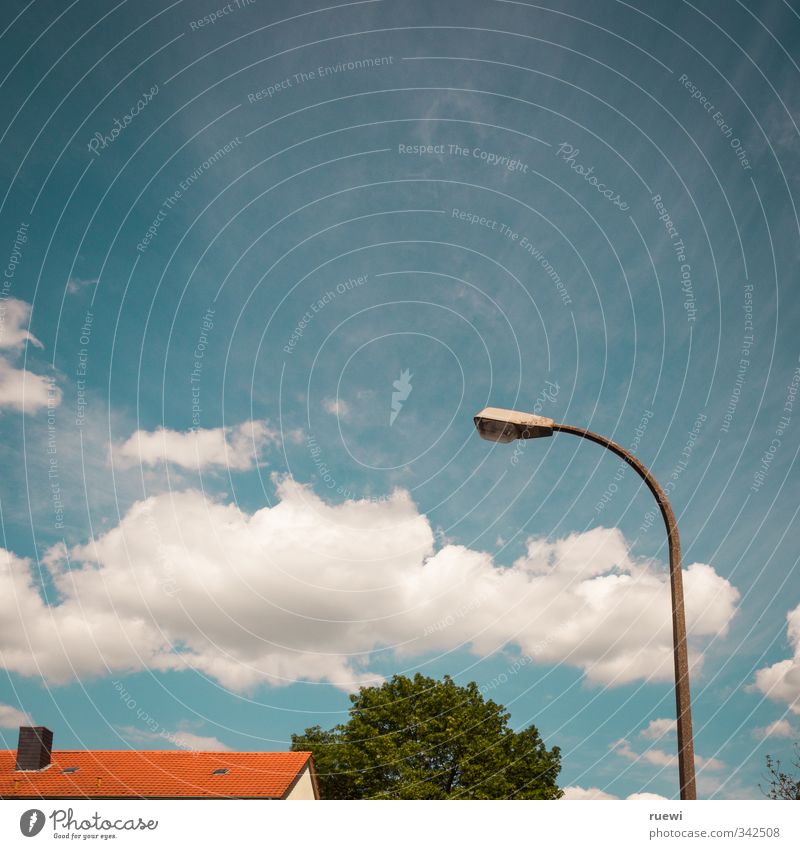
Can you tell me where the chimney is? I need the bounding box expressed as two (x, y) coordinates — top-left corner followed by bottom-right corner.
(15, 727), (53, 771)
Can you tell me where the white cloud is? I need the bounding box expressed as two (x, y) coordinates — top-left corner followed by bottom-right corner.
(322, 397), (349, 417)
(562, 785), (617, 800)
(612, 738), (724, 772)
(613, 737), (674, 768)
(0, 357), (59, 412)
(640, 718), (677, 740)
(626, 792), (670, 800)
(562, 786), (668, 800)
(0, 703), (31, 728)
(0, 482), (739, 693)
(114, 420), (278, 471)
(284, 428), (305, 445)
(695, 774), (725, 798)
(753, 603), (800, 715)
(0, 298), (59, 412)
(167, 730), (231, 752)
(752, 719), (795, 740)
(118, 725), (231, 752)
(0, 298), (43, 350)
(66, 277), (97, 296)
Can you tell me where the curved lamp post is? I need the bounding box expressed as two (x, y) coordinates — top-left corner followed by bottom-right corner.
(473, 406), (697, 800)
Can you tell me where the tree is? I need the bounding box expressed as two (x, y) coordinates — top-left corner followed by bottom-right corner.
(291, 673), (562, 799)
(762, 743), (800, 800)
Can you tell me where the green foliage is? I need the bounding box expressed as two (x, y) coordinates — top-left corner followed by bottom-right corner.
(291, 673), (562, 799)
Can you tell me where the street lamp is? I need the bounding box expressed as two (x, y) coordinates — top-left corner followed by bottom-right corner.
(473, 406), (697, 801)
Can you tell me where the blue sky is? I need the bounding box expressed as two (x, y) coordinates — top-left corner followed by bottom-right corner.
(0, 0), (798, 800)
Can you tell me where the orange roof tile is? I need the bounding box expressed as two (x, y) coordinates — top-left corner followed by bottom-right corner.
(0, 750), (315, 799)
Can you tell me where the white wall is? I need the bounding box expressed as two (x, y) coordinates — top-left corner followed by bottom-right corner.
(285, 764), (317, 799)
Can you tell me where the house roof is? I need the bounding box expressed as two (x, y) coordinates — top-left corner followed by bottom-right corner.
(0, 749), (316, 799)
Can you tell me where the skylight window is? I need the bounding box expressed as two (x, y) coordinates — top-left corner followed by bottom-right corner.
(211, 768), (229, 775)
(61, 766), (79, 774)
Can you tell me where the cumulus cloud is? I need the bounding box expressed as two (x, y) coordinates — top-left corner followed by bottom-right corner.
(627, 792), (670, 800)
(753, 719), (795, 740)
(640, 718), (677, 740)
(0, 298), (58, 412)
(753, 603), (800, 714)
(562, 785), (617, 800)
(114, 420), (279, 471)
(0, 703), (31, 728)
(613, 738), (672, 768)
(562, 786), (667, 800)
(0, 298), (43, 350)
(611, 738), (724, 772)
(0, 481), (739, 692)
(0, 358), (59, 412)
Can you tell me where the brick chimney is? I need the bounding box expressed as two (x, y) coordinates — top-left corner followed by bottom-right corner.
(15, 727), (53, 771)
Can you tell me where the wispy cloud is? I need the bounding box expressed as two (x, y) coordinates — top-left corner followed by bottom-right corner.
(0, 703), (31, 728)
(66, 277), (98, 296)
(118, 724), (231, 752)
(323, 397), (349, 417)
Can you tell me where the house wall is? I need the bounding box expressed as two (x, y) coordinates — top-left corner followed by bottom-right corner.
(285, 764), (317, 799)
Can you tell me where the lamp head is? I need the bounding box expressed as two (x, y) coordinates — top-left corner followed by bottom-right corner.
(473, 407), (555, 443)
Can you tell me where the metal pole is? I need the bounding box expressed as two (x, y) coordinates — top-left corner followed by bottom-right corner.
(552, 423), (697, 800)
